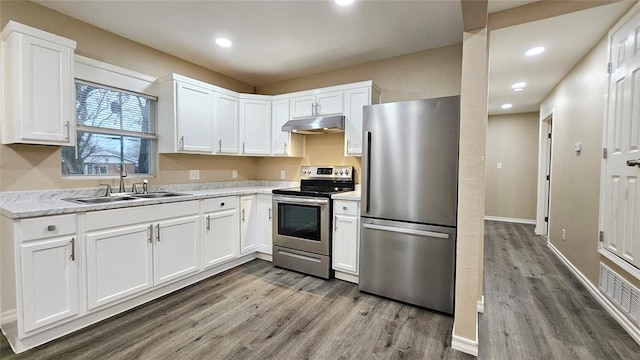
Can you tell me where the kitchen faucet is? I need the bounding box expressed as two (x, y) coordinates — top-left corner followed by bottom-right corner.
(118, 161), (127, 193)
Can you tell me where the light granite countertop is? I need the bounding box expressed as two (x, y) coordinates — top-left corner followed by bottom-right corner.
(0, 182), (292, 219)
(332, 190), (361, 201)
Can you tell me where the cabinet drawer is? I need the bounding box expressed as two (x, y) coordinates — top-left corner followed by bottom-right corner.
(20, 214), (76, 241)
(203, 196), (238, 212)
(333, 200), (359, 216)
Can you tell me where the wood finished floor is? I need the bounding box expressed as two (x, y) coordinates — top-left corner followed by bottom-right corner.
(1, 221), (639, 359)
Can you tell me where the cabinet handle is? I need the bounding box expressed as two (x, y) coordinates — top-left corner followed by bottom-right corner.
(179, 136), (185, 150)
(284, 142), (288, 155)
(206, 215), (211, 231)
(219, 139), (222, 152)
(64, 121), (70, 141)
(334, 217), (338, 231)
(242, 209), (245, 222)
(242, 141), (246, 153)
(269, 208), (272, 220)
(70, 237), (75, 261)
(148, 224), (153, 243)
(343, 206), (348, 211)
(156, 223), (160, 242)
(316, 102), (320, 115)
(47, 225), (56, 231)
(220, 202), (225, 207)
(311, 103), (316, 115)
(347, 139), (350, 149)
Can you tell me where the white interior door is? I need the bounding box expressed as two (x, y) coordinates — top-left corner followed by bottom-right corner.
(602, 10), (640, 268)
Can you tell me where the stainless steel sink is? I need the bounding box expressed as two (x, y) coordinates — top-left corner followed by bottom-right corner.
(63, 192), (191, 204)
(64, 196), (140, 204)
(132, 192), (191, 199)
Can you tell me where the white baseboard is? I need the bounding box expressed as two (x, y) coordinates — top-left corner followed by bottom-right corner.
(1, 310), (16, 325)
(484, 216), (536, 225)
(477, 295), (484, 314)
(548, 242), (640, 345)
(334, 271), (358, 284)
(451, 333), (478, 357)
(255, 253), (272, 262)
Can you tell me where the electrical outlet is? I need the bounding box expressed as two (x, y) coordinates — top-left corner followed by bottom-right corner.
(189, 170), (200, 180)
(562, 228), (566, 241)
(232, 170), (238, 179)
(280, 170), (286, 179)
(497, 162), (502, 169)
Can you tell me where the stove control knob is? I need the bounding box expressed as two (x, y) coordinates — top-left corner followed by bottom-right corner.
(334, 170), (338, 175)
(339, 169), (344, 175)
(345, 169), (350, 175)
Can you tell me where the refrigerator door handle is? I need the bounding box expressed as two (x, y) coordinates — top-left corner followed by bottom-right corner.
(362, 223), (450, 239)
(363, 131), (372, 213)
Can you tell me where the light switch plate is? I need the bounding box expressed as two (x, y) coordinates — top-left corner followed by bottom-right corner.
(497, 162), (502, 169)
(189, 170), (200, 180)
(280, 170), (286, 179)
(232, 170), (238, 179)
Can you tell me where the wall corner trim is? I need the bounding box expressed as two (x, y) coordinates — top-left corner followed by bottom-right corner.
(484, 216), (536, 225)
(451, 332), (479, 357)
(1, 310), (17, 326)
(477, 295), (485, 313)
(548, 242), (640, 345)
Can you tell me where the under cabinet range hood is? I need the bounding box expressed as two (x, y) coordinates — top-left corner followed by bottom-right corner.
(281, 115), (345, 134)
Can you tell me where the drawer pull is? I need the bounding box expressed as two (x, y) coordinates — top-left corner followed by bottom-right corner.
(70, 237), (75, 261)
(220, 202), (225, 207)
(343, 206), (348, 211)
(47, 225), (56, 231)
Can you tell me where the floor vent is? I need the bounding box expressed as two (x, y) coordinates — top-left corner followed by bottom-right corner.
(599, 263), (640, 326)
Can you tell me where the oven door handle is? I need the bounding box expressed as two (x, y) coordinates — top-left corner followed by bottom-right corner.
(273, 196), (329, 206)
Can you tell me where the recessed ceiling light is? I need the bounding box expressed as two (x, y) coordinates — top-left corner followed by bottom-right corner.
(501, 103), (513, 110)
(511, 82), (526, 89)
(335, 0), (355, 5)
(525, 46), (545, 56)
(513, 88), (524, 92)
(215, 38), (232, 48)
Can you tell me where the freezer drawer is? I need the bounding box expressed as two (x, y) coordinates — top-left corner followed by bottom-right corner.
(358, 218), (455, 314)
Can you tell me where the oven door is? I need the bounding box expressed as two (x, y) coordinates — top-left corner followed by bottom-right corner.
(272, 195), (330, 256)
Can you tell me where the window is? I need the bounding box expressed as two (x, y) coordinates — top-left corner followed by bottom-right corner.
(62, 81), (157, 176)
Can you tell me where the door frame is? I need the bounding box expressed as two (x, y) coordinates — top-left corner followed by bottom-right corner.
(535, 112), (554, 236)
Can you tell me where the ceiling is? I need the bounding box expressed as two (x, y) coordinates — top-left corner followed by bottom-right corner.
(488, 1), (634, 115)
(34, 0), (463, 87)
(33, 1), (635, 115)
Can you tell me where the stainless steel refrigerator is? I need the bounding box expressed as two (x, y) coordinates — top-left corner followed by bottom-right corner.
(359, 96), (459, 315)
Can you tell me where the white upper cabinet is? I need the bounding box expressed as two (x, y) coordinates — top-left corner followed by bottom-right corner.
(239, 95), (271, 155)
(272, 98), (305, 157)
(214, 91), (239, 154)
(344, 86), (381, 156)
(1, 21), (76, 146)
(157, 74), (215, 154)
(290, 90), (343, 118)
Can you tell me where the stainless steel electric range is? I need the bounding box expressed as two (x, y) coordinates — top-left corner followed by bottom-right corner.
(272, 166), (355, 279)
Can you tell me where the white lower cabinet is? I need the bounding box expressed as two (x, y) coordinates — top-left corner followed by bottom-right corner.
(85, 201), (200, 310)
(86, 224), (154, 310)
(240, 195), (257, 254)
(332, 200), (360, 279)
(256, 194), (273, 254)
(20, 236), (79, 333)
(153, 215), (199, 285)
(203, 196), (239, 268)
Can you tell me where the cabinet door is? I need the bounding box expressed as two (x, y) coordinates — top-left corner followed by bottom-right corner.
(203, 208), (239, 268)
(316, 91), (343, 116)
(272, 99), (290, 155)
(256, 195), (273, 254)
(290, 95), (316, 118)
(15, 34), (74, 145)
(344, 87), (371, 156)
(86, 224), (153, 310)
(176, 82), (215, 153)
(332, 214), (360, 274)
(20, 237), (78, 332)
(240, 196), (257, 254)
(240, 99), (271, 155)
(214, 92), (239, 154)
(154, 215), (200, 285)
